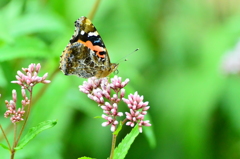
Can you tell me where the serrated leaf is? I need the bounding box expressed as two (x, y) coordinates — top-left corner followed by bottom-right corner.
(78, 157), (96, 159)
(113, 125), (139, 159)
(0, 143), (10, 150)
(14, 120), (57, 150)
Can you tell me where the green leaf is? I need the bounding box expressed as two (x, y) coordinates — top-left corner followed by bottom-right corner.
(113, 125), (139, 159)
(113, 122), (123, 135)
(94, 116), (102, 119)
(12, 14), (65, 36)
(0, 143), (10, 150)
(78, 157), (96, 159)
(14, 120), (57, 150)
(143, 114), (156, 148)
(144, 124), (156, 148)
(0, 36), (51, 62)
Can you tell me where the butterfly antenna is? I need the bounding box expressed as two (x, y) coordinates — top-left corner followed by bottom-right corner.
(116, 48), (139, 64)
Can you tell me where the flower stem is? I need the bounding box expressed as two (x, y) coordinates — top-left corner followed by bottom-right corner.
(10, 151), (15, 159)
(13, 124), (17, 147)
(0, 125), (11, 149)
(10, 87), (33, 159)
(15, 88), (33, 147)
(109, 133), (117, 159)
(122, 118), (128, 125)
(11, 124), (17, 159)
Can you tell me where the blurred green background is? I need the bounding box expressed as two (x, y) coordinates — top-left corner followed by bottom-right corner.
(1, 0), (240, 158)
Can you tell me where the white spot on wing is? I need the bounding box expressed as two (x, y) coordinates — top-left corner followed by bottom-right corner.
(88, 31), (98, 37)
(80, 30), (85, 35)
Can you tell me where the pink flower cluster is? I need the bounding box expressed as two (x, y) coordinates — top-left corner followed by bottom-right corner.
(123, 92), (151, 133)
(3, 63), (51, 123)
(4, 89), (29, 123)
(79, 75), (151, 133)
(12, 63), (50, 90)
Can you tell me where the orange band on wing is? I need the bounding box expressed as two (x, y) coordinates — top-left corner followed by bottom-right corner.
(77, 39), (105, 58)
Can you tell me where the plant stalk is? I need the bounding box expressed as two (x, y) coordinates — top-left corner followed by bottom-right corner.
(15, 88), (33, 149)
(0, 125), (11, 149)
(109, 133), (117, 159)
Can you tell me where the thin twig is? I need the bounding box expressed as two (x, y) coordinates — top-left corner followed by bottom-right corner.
(0, 125), (11, 149)
(88, 0), (101, 20)
(122, 118), (128, 125)
(0, 124), (13, 141)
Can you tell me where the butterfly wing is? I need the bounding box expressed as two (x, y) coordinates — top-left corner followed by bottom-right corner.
(60, 16), (118, 78)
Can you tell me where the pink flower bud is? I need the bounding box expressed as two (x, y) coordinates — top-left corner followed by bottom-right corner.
(120, 88), (125, 98)
(42, 73), (48, 80)
(111, 125), (116, 132)
(21, 89), (26, 98)
(42, 80), (51, 84)
(36, 63), (41, 72)
(17, 70), (24, 77)
(12, 90), (17, 102)
(138, 126), (143, 133)
(102, 122), (110, 127)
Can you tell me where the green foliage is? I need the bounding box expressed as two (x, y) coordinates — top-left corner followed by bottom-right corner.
(14, 120), (57, 150)
(113, 122), (123, 135)
(142, 114), (156, 148)
(113, 125), (139, 159)
(0, 0), (240, 159)
(78, 157), (96, 159)
(0, 143), (9, 150)
(0, 36), (51, 62)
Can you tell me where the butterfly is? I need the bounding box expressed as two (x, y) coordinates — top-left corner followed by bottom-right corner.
(60, 16), (118, 78)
